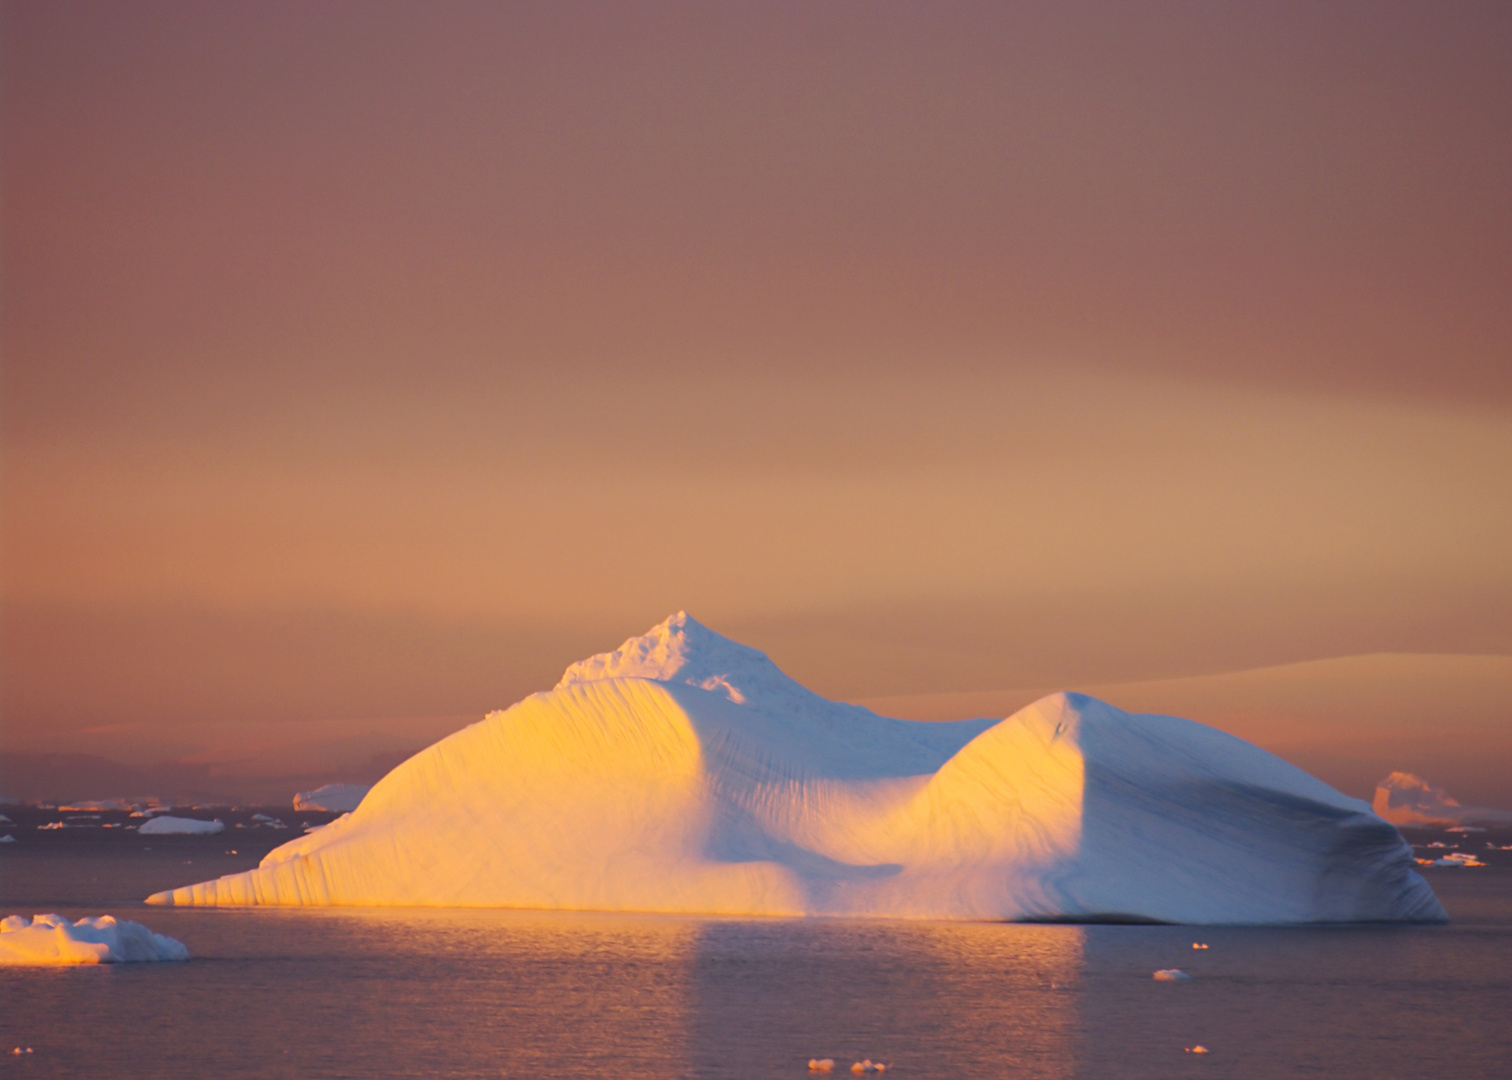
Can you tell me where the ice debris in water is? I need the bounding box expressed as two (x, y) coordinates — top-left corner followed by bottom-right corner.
(1185, 1045), (1210, 1054)
(808, 1060), (834, 1073)
(851, 1062), (887, 1074)
(1431, 853), (1487, 867)
(1191, 942), (1209, 949)
(1153, 969), (1192, 981)
(0, 913), (189, 965)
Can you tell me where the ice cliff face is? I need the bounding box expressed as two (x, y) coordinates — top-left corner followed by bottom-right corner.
(148, 614), (1444, 924)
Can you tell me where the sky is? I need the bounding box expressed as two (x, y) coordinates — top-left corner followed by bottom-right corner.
(3, 1), (1509, 805)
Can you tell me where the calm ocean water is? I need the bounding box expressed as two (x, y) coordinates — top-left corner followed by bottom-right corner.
(3, 813), (1510, 1079)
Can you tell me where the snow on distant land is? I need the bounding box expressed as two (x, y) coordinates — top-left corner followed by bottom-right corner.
(0, 914), (189, 966)
(138, 815), (224, 835)
(1373, 772), (1512, 827)
(148, 613), (1446, 924)
(293, 784), (371, 813)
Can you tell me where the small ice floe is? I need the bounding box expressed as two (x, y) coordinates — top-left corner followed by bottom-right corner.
(808, 1060), (835, 1072)
(1447, 826), (1486, 833)
(1185, 1045), (1210, 1054)
(0, 914), (189, 965)
(1191, 942), (1209, 949)
(0, 814), (12, 822)
(251, 813), (286, 827)
(0, 835), (15, 843)
(1432, 853), (1487, 867)
(138, 816), (224, 836)
(850, 1061), (887, 1074)
(1426, 841), (1451, 849)
(11, 1047), (34, 1055)
(1153, 969), (1192, 981)
(37, 822), (66, 830)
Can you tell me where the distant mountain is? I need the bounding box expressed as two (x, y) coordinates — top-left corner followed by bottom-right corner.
(150, 613), (1444, 923)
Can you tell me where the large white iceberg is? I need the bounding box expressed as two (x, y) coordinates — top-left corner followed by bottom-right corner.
(147, 614), (1444, 924)
(1372, 772), (1512, 827)
(0, 914), (189, 965)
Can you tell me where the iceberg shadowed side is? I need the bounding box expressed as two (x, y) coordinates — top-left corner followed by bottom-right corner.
(147, 613), (1445, 924)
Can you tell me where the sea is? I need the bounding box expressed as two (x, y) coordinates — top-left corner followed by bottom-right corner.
(3, 806), (1510, 1080)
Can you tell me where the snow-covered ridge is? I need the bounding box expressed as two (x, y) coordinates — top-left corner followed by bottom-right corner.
(559, 611), (818, 709)
(148, 615), (1444, 924)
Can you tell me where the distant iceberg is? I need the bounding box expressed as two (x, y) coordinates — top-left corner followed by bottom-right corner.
(0, 914), (189, 965)
(1372, 772), (1512, 827)
(148, 613), (1444, 924)
(138, 815), (224, 835)
(293, 783), (371, 813)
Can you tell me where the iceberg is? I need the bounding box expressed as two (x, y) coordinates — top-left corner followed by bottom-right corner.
(1371, 772), (1512, 827)
(147, 613), (1444, 923)
(138, 815), (224, 835)
(0, 914), (189, 966)
(293, 783), (372, 813)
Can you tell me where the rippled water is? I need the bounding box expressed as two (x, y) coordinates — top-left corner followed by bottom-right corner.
(3, 822), (1510, 1079)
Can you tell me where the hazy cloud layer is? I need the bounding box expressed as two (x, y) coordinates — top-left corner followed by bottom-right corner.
(3, 2), (1508, 799)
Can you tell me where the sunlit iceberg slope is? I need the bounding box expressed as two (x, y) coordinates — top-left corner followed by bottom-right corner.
(149, 614), (1443, 923)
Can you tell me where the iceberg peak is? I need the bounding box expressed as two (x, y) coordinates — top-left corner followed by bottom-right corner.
(556, 611), (816, 709)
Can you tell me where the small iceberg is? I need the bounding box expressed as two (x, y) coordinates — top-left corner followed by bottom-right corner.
(292, 784), (371, 813)
(1372, 772), (1512, 826)
(0, 914), (189, 966)
(138, 815), (224, 835)
(1153, 969), (1192, 981)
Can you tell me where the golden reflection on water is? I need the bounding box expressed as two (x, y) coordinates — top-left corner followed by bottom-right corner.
(246, 908), (1087, 1078)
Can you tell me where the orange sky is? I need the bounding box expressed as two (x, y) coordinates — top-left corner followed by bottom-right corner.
(3, 2), (1509, 805)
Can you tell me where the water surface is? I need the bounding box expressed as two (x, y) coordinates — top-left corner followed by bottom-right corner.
(3, 815), (1509, 1078)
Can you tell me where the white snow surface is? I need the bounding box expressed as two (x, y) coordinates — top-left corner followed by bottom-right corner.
(293, 784), (371, 813)
(0, 914), (189, 966)
(138, 815), (224, 835)
(147, 613), (1444, 924)
(1372, 772), (1512, 826)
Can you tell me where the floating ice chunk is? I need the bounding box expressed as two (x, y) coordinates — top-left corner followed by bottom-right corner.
(138, 816), (224, 835)
(808, 1060), (835, 1072)
(292, 784), (370, 812)
(37, 822), (66, 830)
(0, 814), (11, 823)
(1438, 853), (1487, 867)
(0, 913), (189, 965)
(1186, 1045), (1210, 1054)
(850, 1061), (886, 1074)
(1446, 826), (1486, 833)
(1154, 969), (1192, 981)
(0, 836), (14, 844)
(1191, 942), (1209, 949)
